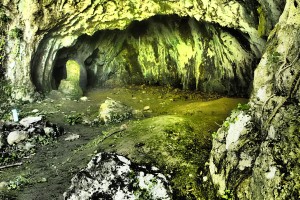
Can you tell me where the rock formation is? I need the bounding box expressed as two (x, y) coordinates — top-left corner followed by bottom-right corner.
(1, 0), (272, 100)
(64, 152), (172, 200)
(1, 0), (299, 199)
(207, 1), (300, 199)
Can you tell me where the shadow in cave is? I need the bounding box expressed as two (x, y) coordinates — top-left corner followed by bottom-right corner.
(31, 14), (258, 97)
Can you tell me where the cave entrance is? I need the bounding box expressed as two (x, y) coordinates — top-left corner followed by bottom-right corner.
(50, 15), (257, 97)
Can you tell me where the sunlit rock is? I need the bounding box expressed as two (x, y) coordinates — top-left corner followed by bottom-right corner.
(7, 130), (28, 145)
(64, 152), (172, 200)
(99, 98), (132, 124)
(19, 116), (42, 127)
(58, 60), (84, 99)
(206, 1), (300, 199)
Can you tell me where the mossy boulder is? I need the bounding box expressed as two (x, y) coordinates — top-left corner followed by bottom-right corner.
(58, 60), (83, 99)
(58, 80), (83, 100)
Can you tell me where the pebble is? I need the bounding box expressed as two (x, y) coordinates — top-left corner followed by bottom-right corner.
(120, 124), (128, 131)
(80, 96), (88, 101)
(143, 106), (150, 111)
(31, 109), (39, 113)
(65, 134), (80, 141)
(44, 127), (54, 135)
(24, 142), (35, 151)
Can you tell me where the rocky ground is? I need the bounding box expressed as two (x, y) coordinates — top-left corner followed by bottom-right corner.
(0, 85), (247, 199)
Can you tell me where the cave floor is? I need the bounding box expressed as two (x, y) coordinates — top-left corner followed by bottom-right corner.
(0, 85), (247, 199)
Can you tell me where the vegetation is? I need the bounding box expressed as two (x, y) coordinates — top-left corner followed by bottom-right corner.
(9, 27), (23, 39)
(221, 189), (234, 200)
(65, 113), (83, 125)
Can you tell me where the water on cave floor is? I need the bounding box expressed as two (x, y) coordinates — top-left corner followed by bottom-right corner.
(0, 85), (247, 199)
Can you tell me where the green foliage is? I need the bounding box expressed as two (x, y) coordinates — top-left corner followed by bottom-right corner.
(65, 113), (83, 125)
(0, 79), (12, 119)
(221, 189), (233, 200)
(0, 13), (10, 24)
(0, 32), (6, 76)
(257, 6), (267, 37)
(223, 121), (230, 128)
(237, 103), (250, 111)
(7, 175), (30, 190)
(270, 51), (281, 63)
(9, 28), (23, 39)
(212, 131), (218, 138)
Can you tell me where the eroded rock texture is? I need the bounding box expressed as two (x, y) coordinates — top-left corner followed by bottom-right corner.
(64, 152), (172, 200)
(208, 1), (300, 199)
(1, 0), (272, 100)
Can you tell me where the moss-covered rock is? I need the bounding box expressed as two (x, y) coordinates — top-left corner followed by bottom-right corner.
(207, 1), (300, 199)
(58, 60), (83, 99)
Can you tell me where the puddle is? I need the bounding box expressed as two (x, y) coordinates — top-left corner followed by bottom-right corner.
(0, 85), (247, 199)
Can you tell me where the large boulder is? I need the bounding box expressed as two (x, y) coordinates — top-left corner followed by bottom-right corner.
(64, 152), (172, 200)
(58, 60), (84, 99)
(99, 98), (132, 124)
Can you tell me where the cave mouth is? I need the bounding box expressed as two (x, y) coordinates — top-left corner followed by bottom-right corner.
(50, 14), (257, 97)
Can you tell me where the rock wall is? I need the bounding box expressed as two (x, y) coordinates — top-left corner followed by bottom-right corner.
(1, 0), (269, 100)
(50, 16), (257, 95)
(208, 0), (300, 199)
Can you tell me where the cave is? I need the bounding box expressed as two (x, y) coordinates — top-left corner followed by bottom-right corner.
(33, 15), (258, 97)
(1, 0), (299, 200)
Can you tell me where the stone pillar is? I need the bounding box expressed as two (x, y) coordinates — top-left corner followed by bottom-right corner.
(58, 60), (83, 99)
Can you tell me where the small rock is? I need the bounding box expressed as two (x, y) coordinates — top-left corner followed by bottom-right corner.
(120, 124), (128, 131)
(99, 98), (132, 124)
(0, 182), (8, 190)
(31, 109), (39, 113)
(132, 109), (144, 119)
(7, 130), (28, 145)
(80, 96), (88, 101)
(24, 142), (35, 151)
(143, 106), (150, 111)
(27, 127), (36, 133)
(20, 116), (42, 127)
(44, 127), (54, 136)
(65, 134), (80, 141)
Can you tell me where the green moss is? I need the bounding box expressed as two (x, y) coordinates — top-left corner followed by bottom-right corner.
(9, 28), (23, 39)
(58, 60), (83, 99)
(257, 6), (267, 37)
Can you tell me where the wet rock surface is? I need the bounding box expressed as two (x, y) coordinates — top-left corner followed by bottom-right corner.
(64, 152), (172, 200)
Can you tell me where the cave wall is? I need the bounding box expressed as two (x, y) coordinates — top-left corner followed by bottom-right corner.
(207, 0), (300, 199)
(0, 0), (271, 100)
(51, 16), (256, 95)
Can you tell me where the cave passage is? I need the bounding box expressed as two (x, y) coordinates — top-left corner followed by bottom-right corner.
(47, 15), (257, 97)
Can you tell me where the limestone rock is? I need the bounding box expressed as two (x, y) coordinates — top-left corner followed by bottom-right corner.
(7, 130), (28, 145)
(3, 0), (281, 98)
(19, 116), (42, 127)
(99, 98), (132, 124)
(63, 152), (172, 200)
(65, 134), (80, 141)
(58, 80), (83, 100)
(206, 1), (300, 199)
(58, 60), (84, 99)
